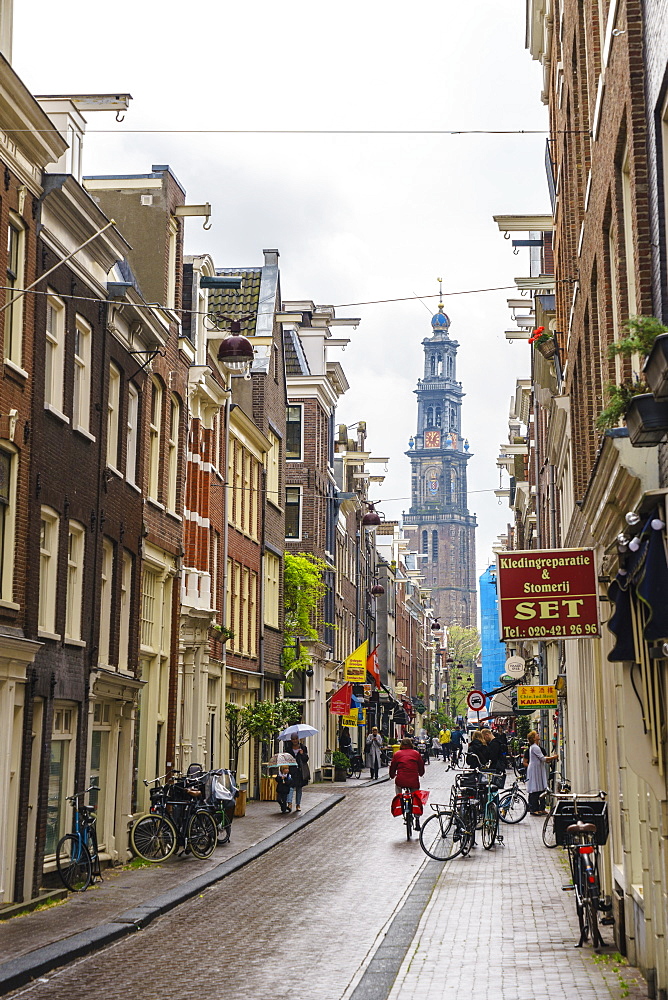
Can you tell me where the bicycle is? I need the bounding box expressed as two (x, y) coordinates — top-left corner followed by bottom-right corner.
(56, 786), (102, 892)
(552, 791), (610, 949)
(130, 771), (218, 862)
(397, 786), (421, 840)
(347, 751), (364, 779)
(542, 774), (571, 847)
(498, 778), (529, 824)
(478, 770), (505, 849)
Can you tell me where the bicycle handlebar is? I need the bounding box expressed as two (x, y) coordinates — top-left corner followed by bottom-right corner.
(67, 785), (99, 802)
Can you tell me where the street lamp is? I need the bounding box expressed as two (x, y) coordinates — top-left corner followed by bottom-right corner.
(362, 502), (382, 527)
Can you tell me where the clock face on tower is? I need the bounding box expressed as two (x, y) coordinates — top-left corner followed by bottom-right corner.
(424, 430), (441, 449)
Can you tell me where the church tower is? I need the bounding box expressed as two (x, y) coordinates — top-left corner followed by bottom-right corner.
(403, 297), (477, 627)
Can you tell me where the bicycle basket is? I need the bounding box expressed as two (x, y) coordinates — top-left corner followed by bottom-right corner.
(490, 773), (506, 789)
(459, 774), (477, 789)
(553, 800), (609, 847)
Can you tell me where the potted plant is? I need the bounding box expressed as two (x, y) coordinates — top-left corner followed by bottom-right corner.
(528, 326), (558, 360)
(332, 750), (350, 782)
(209, 624), (234, 643)
(597, 318), (668, 445)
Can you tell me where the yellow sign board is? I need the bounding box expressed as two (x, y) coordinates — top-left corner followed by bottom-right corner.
(342, 709), (366, 727)
(516, 685), (558, 709)
(344, 641), (368, 683)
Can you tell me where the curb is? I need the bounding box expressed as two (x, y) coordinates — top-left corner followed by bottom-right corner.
(0, 793), (345, 996)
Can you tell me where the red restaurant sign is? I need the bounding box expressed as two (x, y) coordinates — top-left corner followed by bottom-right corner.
(497, 548), (600, 641)
(330, 683), (352, 715)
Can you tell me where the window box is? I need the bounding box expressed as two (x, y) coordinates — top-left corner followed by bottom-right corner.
(643, 333), (668, 401)
(625, 393), (668, 447)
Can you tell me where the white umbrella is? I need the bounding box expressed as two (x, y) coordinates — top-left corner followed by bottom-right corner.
(268, 753), (298, 767)
(277, 724), (319, 741)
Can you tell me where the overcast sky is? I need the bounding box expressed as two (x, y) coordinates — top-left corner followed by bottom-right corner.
(13, 0), (549, 579)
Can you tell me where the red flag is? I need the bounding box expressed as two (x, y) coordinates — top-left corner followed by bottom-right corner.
(367, 646), (381, 689)
(330, 683), (352, 715)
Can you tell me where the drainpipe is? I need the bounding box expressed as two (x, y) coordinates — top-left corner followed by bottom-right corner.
(259, 466), (267, 700)
(221, 396), (232, 764)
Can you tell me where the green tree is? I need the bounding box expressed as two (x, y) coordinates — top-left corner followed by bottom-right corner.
(446, 625), (481, 664)
(283, 552), (329, 676)
(225, 699), (301, 770)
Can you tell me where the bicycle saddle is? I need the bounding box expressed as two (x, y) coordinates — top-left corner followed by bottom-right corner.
(566, 820), (596, 834)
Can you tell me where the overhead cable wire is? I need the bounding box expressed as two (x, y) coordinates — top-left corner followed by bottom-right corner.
(2, 127), (588, 135)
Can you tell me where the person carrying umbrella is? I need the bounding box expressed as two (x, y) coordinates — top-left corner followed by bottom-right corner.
(282, 731), (311, 812)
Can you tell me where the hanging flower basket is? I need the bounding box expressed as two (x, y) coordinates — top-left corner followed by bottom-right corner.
(535, 336), (557, 360)
(209, 624), (234, 643)
(624, 393), (668, 447)
(643, 333), (668, 401)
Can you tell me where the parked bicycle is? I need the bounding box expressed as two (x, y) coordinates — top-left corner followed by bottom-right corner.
(56, 786), (102, 892)
(130, 770), (218, 862)
(419, 770), (477, 860)
(478, 769), (505, 849)
(551, 791), (611, 949)
(347, 751), (364, 779)
(542, 773), (572, 847)
(498, 778), (529, 824)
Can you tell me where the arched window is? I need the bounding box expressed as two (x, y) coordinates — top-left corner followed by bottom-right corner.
(435, 406), (442, 427)
(422, 530), (428, 554)
(430, 356), (436, 376)
(427, 407), (433, 427)
(437, 354), (442, 376)
(450, 407), (456, 431)
(432, 530), (439, 561)
(451, 468), (458, 504)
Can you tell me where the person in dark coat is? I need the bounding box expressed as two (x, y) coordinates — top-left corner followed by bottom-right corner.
(466, 730), (491, 769)
(283, 735), (309, 812)
(481, 728), (503, 772)
(275, 766), (294, 813)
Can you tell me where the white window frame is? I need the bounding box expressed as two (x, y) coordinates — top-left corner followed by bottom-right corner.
(106, 363), (121, 470)
(167, 216), (178, 310)
(148, 379), (162, 501)
(141, 568), (158, 651)
(0, 445), (17, 604)
(620, 146), (637, 318)
(118, 550), (132, 670)
(39, 507), (60, 636)
(167, 395), (180, 512)
(44, 705), (77, 859)
(126, 383), (139, 485)
(65, 520), (85, 641)
(5, 213), (25, 368)
(285, 486), (302, 541)
(266, 431), (281, 509)
(264, 552), (280, 629)
(98, 537), (113, 666)
(45, 291), (66, 415)
(72, 315), (91, 434)
(286, 404), (303, 461)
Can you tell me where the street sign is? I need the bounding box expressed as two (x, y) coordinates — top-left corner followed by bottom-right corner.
(467, 690), (485, 712)
(517, 685), (558, 709)
(504, 655), (526, 678)
(497, 548), (600, 641)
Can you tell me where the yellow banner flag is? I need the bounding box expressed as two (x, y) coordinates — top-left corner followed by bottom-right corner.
(342, 713), (358, 727)
(344, 641), (369, 683)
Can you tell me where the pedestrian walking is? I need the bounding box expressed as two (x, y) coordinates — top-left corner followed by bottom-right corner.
(275, 765), (293, 813)
(439, 726), (451, 761)
(365, 727), (384, 780)
(283, 735), (310, 812)
(526, 730), (558, 814)
(449, 724), (464, 765)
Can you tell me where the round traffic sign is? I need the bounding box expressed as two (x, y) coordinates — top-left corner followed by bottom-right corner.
(467, 690), (485, 712)
(504, 656), (526, 678)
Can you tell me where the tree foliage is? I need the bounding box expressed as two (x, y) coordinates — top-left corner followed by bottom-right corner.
(282, 552), (329, 675)
(225, 699), (301, 769)
(446, 625), (481, 665)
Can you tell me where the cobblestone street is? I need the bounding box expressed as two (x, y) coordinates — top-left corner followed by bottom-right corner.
(2, 765), (647, 1000)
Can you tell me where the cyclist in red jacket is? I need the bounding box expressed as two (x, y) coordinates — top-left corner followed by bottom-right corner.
(389, 737), (425, 793)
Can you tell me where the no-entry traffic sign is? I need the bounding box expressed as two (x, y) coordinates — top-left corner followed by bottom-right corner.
(467, 690), (485, 712)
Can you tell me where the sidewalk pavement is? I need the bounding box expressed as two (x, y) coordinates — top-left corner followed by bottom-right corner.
(0, 770), (387, 995)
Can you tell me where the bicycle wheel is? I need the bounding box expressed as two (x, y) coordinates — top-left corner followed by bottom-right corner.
(584, 892), (604, 949)
(187, 809), (217, 858)
(56, 834), (92, 891)
(419, 810), (463, 861)
(458, 801), (475, 856)
(542, 807), (558, 848)
(130, 814), (177, 861)
(404, 806), (414, 840)
(499, 789), (528, 824)
(482, 801), (499, 850)
(216, 810), (232, 845)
